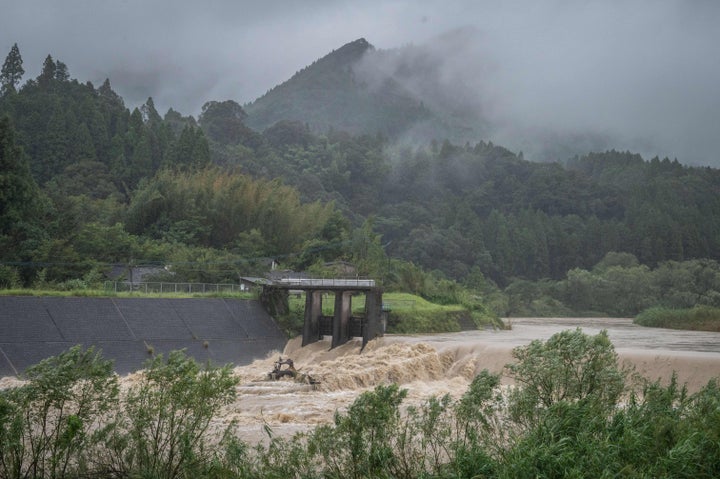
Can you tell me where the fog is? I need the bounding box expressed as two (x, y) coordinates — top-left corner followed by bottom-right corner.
(2, 0), (719, 165)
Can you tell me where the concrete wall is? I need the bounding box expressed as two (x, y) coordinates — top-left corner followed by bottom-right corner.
(0, 297), (287, 376)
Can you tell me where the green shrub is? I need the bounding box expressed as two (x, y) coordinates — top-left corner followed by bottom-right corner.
(501, 400), (615, 479)
(97, 350), (239, 479)
(506, 329), (626, 428)
(607, 374), (689, 476)
(307, 384), (407, 479)
(447, 370), (503, 478)
(0, 346), (118, 479)
(663, 379), (720, 477)
(0, 265), (21, 289)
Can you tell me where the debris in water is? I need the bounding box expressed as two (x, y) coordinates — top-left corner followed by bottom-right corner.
(267, 356), (320, 386)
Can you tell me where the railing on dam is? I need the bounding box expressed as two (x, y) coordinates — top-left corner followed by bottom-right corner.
(272, 277), (376, 288)
(103, 281), (252, 294)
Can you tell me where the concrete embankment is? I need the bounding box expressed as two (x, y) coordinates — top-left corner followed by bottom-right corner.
(0, 296), (287, 376)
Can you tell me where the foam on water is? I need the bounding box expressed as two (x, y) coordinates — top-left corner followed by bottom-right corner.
(4, 319), (720, 442)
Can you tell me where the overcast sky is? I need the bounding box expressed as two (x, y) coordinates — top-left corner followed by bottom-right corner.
(2, 0), (719, 165)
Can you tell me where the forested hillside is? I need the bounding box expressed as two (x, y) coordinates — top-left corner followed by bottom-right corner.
(2, 43), (720, 317)
(230, 131), (720, 287)
(244, 38), (451, 140)
(0, 50), (344, 288)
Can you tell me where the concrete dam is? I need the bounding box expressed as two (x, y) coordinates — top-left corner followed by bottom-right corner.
(0, 296), (288, 376)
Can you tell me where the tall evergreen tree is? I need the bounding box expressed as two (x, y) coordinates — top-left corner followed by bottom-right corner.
(0, 116), (44, 260)
(0, 43), (24, 96)
(38, 54), (56, 89)
(140, 97), (162, 125)
(167, 125), (210, 171)
(199, 100), (254, 144)
(54, 60), (69, 82)
(0, 116), (33, 232)
(98, 78), (124, 107)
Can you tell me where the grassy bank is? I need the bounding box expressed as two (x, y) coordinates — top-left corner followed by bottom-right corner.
(634, 305), (720, 332)
(383, 292), (501, 333)
(284, 291), (502, 336)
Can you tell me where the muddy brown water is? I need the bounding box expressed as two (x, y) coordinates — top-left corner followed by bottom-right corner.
(2, 318), (719, 443)
(218, 318), (720, 441)
(449, 317), (720, 352)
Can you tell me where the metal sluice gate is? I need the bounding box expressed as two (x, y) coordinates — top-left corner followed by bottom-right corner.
(263, 278), (384, 349)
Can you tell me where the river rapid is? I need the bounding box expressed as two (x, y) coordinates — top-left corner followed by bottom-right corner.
(2, 318), (718, 443)
(214, 317), (720, 442)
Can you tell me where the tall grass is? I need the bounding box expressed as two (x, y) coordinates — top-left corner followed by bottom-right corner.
(635, 305), (720, 332)
(383, 292), (471, 333)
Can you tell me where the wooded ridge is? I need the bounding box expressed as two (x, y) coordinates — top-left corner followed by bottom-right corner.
(2, 42), (720, 318)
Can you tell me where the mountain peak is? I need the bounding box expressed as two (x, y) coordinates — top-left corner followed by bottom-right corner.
(317, 38), (374, 68)
(244, 37), (436, 136)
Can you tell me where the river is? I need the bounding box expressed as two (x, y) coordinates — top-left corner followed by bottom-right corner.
(2, 317), (717, 442)
(209, 317), (720, 442)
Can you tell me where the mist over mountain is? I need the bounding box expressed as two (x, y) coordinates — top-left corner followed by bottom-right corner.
(3, 1), (719, 166)
(243, 31), (671, 163)
(244, 38), (437, 139)
(244, 34), (488, 146)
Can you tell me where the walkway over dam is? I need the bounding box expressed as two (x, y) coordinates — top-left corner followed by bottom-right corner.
(262, 278), (384, 349)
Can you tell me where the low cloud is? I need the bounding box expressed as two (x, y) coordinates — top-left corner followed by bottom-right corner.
(1, 0), (718, 165)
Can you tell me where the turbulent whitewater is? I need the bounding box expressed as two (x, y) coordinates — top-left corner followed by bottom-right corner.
(2, 317), (718, 443)
(203, 317), (720, 442)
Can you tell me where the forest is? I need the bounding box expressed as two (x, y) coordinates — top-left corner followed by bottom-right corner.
(2, 43), (720, 318)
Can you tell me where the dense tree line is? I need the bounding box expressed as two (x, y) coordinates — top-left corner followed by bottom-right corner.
(1, 57), (208, 191)
(500, 252), (720, 317)
(3, 43), (720, 315)
(0, 47), (343, 287)
(231, 129), (720, 288)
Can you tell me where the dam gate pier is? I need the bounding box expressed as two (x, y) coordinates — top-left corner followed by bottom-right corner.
(262, 278), (383, 348)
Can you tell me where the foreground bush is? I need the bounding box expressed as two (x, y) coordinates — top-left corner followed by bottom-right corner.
(2, 331), (719, 478)
(0, 348), (237, 479)
(0, 346), (118, 479)
(96, 350), (239, 478)
(506, 328), (626, 427)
